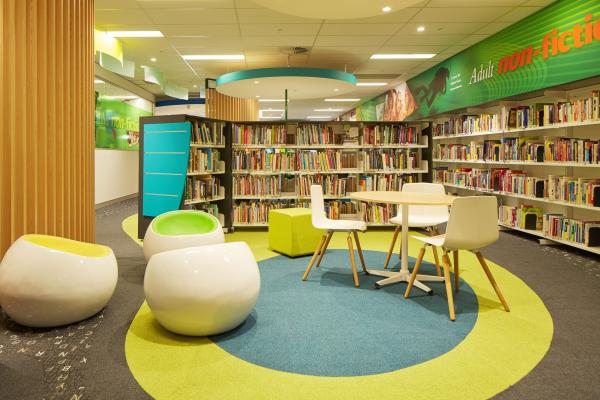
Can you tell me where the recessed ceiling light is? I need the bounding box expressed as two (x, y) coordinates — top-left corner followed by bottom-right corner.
(106, 31), (163, 38)
(382, 6), (392, 12)
(258, 99), (287, 102)
(254, 80), (260, 84)
(417, 26), (426, 32)
(193, 84), (198, 88)
(150, 57), (157, 62)
(333, 88), (339, 92)
(356, 82), (387, 87)
(182, 54), (245, 60)
(140, 65), (147, 68)
(371, 54), (435, 59)
(255, 95), (260, 98)
(314, 108), (343, 112)
(94, 79), (104, 84)
(307, 116), (332, 119)
(324, 98), (360, 102)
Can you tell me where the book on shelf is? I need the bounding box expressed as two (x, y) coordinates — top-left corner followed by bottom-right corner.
(188, 148), (223, 173)
(191, 120), (224, 145)
(185, 175), (222, 202)
(233, 124), (287, 145)
(364, 149), (418, 171)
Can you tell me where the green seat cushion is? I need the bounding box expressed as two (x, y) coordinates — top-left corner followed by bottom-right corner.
(152, 211), (218, 236)
(268, 208), (323, 257)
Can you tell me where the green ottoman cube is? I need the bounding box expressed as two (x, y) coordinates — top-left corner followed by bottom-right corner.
(268, 208), (323, 257)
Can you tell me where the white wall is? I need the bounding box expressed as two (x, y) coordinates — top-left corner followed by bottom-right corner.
(155, 103), (205, 117)
(95, 149), (139, 205)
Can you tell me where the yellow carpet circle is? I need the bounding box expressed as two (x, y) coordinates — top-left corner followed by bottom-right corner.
(122, 214), (553, 400)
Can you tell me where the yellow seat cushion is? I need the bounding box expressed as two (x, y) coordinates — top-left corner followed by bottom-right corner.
(22, 234), (112, 258)
(268, 208), (323, 257)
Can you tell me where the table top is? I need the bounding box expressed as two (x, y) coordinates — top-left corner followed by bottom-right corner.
(349, 191), (456, 206)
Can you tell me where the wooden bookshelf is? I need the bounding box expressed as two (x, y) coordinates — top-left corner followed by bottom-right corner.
(430, 79), (600, 254)
(231, 121), (429, 227)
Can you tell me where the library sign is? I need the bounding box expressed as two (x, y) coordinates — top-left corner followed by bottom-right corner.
(404, 0), (600, 119)
(95, 96), (152, 151)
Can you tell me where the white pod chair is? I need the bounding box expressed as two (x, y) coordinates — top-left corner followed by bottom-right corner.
(144, 241), (260, 336)
(143, 210), (224, 262)
(0, 234), (118, 328)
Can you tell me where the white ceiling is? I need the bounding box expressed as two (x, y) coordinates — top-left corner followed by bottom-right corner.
(95, 0), (556, 119)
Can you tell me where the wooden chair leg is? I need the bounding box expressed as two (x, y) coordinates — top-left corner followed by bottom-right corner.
(404, 245), (426, 298)
(347, 234), (360, 287)
(383, 226), (400, 269)
(453, 250), (459, 292)
(441, 253), (456, 321)
(475, 251), (510, 312)
(302, 234), (327, 281)
(315, 231), (333, 268)
(352, 231), (368, 274)
(430, 228), (442, 276)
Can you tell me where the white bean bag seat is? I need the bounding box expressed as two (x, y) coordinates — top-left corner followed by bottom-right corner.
(0, 234), (118, 327)
(144, 241), (260, 336)
(143, 210), (224, 261)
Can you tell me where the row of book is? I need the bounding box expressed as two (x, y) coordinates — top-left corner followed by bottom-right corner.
(232, 174), (417, 198)
(188, 148), (223, 173)
(431, 90), (600, 137)
(297, 125), (342, 145)
(191, 121), (225, 145)
(434, 167), (600, 207)
(233, 124), (288, 145)
(499, 204), (600, 247)
(363, 149), (419, 171)
(363, 125), (419, 145)
(184, 176), (222, 202)
(434, 137), (600, 164)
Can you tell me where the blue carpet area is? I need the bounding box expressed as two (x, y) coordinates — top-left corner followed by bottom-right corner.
(213, 250), (478, 377)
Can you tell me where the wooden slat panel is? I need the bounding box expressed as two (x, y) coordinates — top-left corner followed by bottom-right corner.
(206, 88), (258, 121)
(0, 0), (95, 258)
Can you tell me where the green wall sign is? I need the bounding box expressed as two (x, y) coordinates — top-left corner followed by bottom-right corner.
(405, 0), (600, 119)
(95, 96), (152, 151)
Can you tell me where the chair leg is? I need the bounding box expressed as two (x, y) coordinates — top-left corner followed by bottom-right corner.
(453, 250), (459, 292)
(441, 253), (456, 321)
(430, 228), (442, 277)
(347, 234), (360, 287)
(383, 226), (400, 269)
(404, 245), (427, 298)
(302, 233), (327, 281)
(352, 231), (368, 274)
(315, 231), (333, 268)
(475, 251), (510, 312)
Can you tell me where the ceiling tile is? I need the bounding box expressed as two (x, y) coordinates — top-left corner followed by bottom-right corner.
(168, 36), (243, 48)
(313, 35), (388, 47)
(95, 0), (140, 9)
(236, 8), (321, 23)
(411, 7), (512, 22)
(474, 22), (512, 35)
(496, 6), (543, 22)
(137, 0), (236, 8)
(378, 44), (449, 53)
(95, 9), (153, 25)
(159, 24), (240, 37)
(386, 34), (467, 46)
(234, 0), (263, 8)
(324, 8), (420, 24)
(518, 0), (555, 5)
(240, 24), (322, 36)
(310, 46), (382, 55)
(319, 24), (401, 36)
(458, 34), (488, 46)
(242, 35), (316, 47)
(396, 22), (487, 35)
(144, 8), (237, 24)
(426, 0), (523, 6)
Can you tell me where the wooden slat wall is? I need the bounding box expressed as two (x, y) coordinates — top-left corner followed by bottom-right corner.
(0, 0), (95, 258)
(206, 88), (258, 121)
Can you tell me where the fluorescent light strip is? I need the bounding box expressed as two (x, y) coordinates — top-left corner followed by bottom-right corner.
(324, 98), (360, 102)
(182, 54), (245, 60)
(94, 79), (104, 84)
(107, 31), (163, 38)
(314, 108), (343, 112)
(356, 82), (387, 87)
(370, 54), (435, 59)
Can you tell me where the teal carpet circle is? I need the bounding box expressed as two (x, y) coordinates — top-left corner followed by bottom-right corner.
(213, 250), (478, 377)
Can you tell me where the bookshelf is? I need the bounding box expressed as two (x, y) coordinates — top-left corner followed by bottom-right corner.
(231, 121), (429, 227)
(430, 79), (600, 254)
(138, 115), (231, 238)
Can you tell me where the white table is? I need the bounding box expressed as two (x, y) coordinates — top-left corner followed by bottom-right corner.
(350, 191), (456, 294)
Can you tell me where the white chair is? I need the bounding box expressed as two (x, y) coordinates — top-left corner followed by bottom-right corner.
(405, 196), (510, 321)
(302, 185), (368, 287)
(384, 183), (450, 275)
